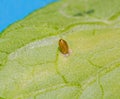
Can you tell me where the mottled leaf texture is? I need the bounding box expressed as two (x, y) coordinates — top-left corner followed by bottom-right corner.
(0, 0), (120, 99)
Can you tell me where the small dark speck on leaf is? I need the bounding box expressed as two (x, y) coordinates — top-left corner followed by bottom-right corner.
(86, 9), (95, 14)
(74, 9), (94, 17)
(74, 12), (83, 16)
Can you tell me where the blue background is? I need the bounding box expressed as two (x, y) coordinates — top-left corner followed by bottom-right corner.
(0, 0), (56, 32)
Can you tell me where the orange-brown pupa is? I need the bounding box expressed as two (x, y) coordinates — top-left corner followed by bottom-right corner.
(59, 39), (69, 55)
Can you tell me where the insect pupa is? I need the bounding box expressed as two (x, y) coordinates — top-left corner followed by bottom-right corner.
(59, 39), (70, 56)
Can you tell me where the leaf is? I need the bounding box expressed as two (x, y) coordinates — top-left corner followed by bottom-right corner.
(0, 0), (120, 99)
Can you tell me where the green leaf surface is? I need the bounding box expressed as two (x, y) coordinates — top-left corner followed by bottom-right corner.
(0, 0), (120, 99)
